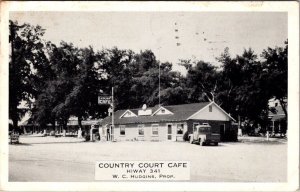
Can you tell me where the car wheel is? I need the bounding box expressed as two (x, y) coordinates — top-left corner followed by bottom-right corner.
(199, 139), (203, 146)
(215, 142), (218, 146)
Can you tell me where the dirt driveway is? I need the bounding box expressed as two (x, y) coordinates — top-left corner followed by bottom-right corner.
(9, 136), (287, 182)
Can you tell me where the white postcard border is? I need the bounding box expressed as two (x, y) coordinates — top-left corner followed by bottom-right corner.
(0, 1), (299, 191)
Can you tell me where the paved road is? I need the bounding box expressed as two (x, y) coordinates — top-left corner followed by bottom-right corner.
(9, 136), (287, 182)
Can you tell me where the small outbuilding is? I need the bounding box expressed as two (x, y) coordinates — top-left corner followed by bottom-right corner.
(100, 102), (237, 142)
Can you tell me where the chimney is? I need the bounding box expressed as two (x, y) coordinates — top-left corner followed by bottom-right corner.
(138, 104), (152, 116)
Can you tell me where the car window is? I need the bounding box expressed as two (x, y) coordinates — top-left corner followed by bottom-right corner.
(198, 127), (210, 132)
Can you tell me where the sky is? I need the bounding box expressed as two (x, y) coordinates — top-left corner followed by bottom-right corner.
(10, 12), (287, 73)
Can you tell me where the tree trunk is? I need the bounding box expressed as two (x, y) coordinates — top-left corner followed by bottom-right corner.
(12, 116), (18, 132)
(10, 23), (18, 132)
(78, 116), (83, 129)
(77, 116), (83, 138)
(63, 119), (67, 132)
(51, 118), (56, 131)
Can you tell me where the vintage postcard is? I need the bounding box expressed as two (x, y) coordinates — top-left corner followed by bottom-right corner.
(0, 1), (299, 191)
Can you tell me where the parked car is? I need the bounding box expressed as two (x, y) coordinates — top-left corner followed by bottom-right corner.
(189, 124), (220, 146)
(9, 132), (19, 144)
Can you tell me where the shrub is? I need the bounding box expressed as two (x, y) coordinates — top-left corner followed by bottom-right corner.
(49, 130), (55, 136)
(85, 134), (90, 141)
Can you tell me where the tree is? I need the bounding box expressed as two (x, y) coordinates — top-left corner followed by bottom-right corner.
(65, 47), (105, 128)
(181, 60), (219, 103)
(261, 40), (288, 118)
(100, 47), (136, 109)
(9, 20), (47, 131)
(235, 48), (269, 126)
(158, 62), (190, 105)
(49, 42), (81, 129)
(100, 49), (187, 109)
(217, 48), (274, 131)
(31, 42), (80, 130)
(29, 42), (56, 130)
(216, 48), (243, 118)
(32, 42), (109, 131)
(32, 87), (56, 129)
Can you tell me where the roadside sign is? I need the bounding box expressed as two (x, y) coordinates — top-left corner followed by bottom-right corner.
(98, 95), (112, 105)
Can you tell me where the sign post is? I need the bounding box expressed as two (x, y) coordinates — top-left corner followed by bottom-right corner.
(98, 88), (114, 141)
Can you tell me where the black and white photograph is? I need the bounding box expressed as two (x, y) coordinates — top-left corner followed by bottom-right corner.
(0, 1), (299, 192)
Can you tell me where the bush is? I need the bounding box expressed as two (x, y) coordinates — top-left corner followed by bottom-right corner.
(49, 130), (55, 136)
(85, 134), (90, 141)
(183, 131), (189, 142)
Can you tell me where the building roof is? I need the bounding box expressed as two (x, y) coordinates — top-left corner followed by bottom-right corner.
(268, 105), (286, 121)
(101, 102), (222, 126)
(269, 106), (286, 116)
(68, 119), (102, 126)
(20, 116), (101, 126)
(270, 115), (286, 121)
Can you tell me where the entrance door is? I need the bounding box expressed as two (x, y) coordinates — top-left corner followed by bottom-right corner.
(167, 124), (172, 141)
(107, 127), (111, 141)
(220, 124), (225, 141)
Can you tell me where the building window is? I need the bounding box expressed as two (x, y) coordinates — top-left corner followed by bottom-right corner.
(120, 125), (125, 136)
(209, 105), (212, 112)
(167, 124), (172, 134)
(152, 124), (159, 135)
(177, 124), (184, 134)
(127, 111), (131, 116)
(161, 109), (165, 113)
(138, 125), (144, 136)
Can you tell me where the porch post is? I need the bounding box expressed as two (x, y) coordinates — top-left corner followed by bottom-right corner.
(272, 120), (275, 135)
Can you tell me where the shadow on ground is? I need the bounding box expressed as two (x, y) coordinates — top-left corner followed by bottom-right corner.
(19, 141), (86, 145)
(9, 143), (32, 146)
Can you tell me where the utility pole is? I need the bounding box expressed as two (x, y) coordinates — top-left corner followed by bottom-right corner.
(238, 115), (241, 136)
(158, 46), (162, 107)
(159, 62), (161, 107)
(111, 87), (114, 141)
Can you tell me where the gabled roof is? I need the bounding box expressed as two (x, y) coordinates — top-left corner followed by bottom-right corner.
(269, 106), (286, 117)
(119, 110), (138, 118)
(101, 102), (212, 125)
(187, 102), (236, 121)
(152, 106), (174, 116)
(268, 105), (286, 121)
